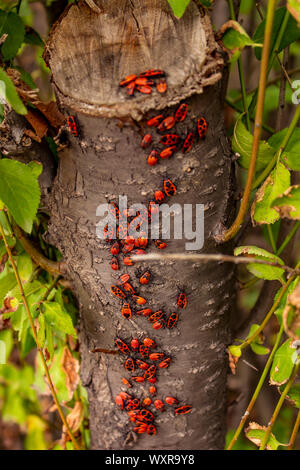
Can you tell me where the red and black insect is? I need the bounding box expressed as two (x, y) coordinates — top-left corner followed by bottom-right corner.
(139, 69), (165, 78)
(109, 202), (120, 219)
(135, 236), (148, 249)
(143, 397), (151, 407)
(124, 357), (135, 372)
(149, 201), (159, 216)
(104, 224), (115, 242)
(164, 178), (176, 197)
(122, 282), (135, 294)
(136, 85), (152, 94)
(159, 357), (171, 368)
(115, 395), (124, 409)
(147, 149), (159, 166)
(147, 376), (157, 384)
(154, 239), (167, 249)
(124, 256), (135, 266)
(111, 285), (126, 299)
(122, 244), (134, 255)
(115, 337), (131, 355)
(197, 117), (208, 139)
(131, 376), (145, 383)
(141, 134), (153, 149)
(156, 79), (167, 94)
(119, 274), (130, 285)
(111, 257), (119, 271)
(154, 400), (165, 411)
(178, 292), (187, 309)
(130, 338), (139, 350)
(143, 338), (156, 348)
(122, 302), (132, 319)
(137, 409), (155, 422)
(119, 74), (137, 87)
(167, 312), (178, 329)
(175, 405), (192, 415)
(147, 114), (164, 127)
(139, 345), (150, 359)
(134, 423), (148, 434)
(136, 308), (152, 317)
(157, 116), (175, 133)
(136, 359), (149, 370)
(160, 146), (177, 159)
(67, 115), (79, 137)
(128, 409), (139, 421)
(126, 398), (140, 411)
(144, 365), (157, 380)
(165, 396), (179, 406)
(160, 134), (181, 146)
(154, 399), (165, 411)
(119, 392), (132, 401)
(149, 352), (164, 361)
(117, 221), (128, 240)
(154, 190), (165, 203)
(174, 103), (188, 123)
(135, 78), (154, 86)
(152, 319), (165, 330)
(148, 310), (164, 323)
(182, 132), (195, 153)
(132, 295), (146, 305)
(139, 271), (151, 285)
(147, 424), (157, 435)
(111, 242), (120, 256)
(126, 81), (136, 96)
(149, 386), (157, 396)
(122, 377), (132, 387)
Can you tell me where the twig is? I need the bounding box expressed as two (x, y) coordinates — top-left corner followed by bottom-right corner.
(131, 252), (299, 276)
(0, 222), (81, 450)
(277, 221), (300, 256)
(276, 47), (289, 133)
(90, 348), (120, 355)
(259, 361), (300, 450)
(13, 224), (66, 276)
(220, 0), (277, 242)
(227, 322), (284, 450)
(288, 409), (300, 450)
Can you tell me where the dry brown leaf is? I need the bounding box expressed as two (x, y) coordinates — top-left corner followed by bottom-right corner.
(61, 346), (80, 400)
(60, 401), (84, 449)
(228, 349), (239, 375)
(283, 282), (300, 340)
(24, 109), (48, 142)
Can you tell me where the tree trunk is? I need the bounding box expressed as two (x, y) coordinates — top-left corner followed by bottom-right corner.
(44, 0), (235, 450)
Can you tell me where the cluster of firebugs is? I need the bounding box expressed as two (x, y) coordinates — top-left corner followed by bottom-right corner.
(65, 69), (208, 437)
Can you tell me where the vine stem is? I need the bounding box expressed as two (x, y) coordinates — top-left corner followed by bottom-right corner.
(0, 222), (81, 451)
(252, 102), (300, 190)
(276, 221), (300, 256)
(288, 410), (300, 450)
(219, 0), (277, 243)
(239, 264), (300, 351)
(259, 361), (300, 450)
(228, 0), (251, 130)
(227, 322), (284, 450)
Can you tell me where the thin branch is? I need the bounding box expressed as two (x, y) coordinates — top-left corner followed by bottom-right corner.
(276, 47), (289, 132)
(13, 224), (66, 276)
(0, 223), (81, 450)
(90, 348), (120, 355)
(259, 362), (300, 450)
(219, 0), (277, 242)
(227, 322), (285, 450)
(131, 252), (299, 276)
(288, 410), (300, 450)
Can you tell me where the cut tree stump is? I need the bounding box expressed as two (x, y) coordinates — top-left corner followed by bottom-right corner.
(45, 0), (235, 450)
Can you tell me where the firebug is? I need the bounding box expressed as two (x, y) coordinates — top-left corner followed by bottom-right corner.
(178, 292), (187, 309)
(141, 134), (153, 149)
(122, 302), (132, 320)
(136, 360), (149, 370)
(175, 405), (192, 415)
(139, 271), (151, 285)
(154, 239), (167, 249)
(124, 357), (135, 371)
(139, 345), (150, 359)
(136, 85), (152, 94)
(197, 117), (207, 139)
(67, 115), (79, 137)
(182, 132), (195, 153)
(156, 79), (167, 94)
(149, 352), (164, 361)
(157, 116), (175, 133)
(147, 115), (164, 127)
(130, 338), (139, 350)
(111, 257), (119, 271)
(174, 103), (188, 123)
(115, 337), (131, 354)
(163, 178), (176, 196)
(110, 285), (126, 299)
(144, 365), (157, 380)
(159, 357), (171, 368)
(160, 145), (177, 159)
(154, 399), (165, 411)
(167, 312), (178, 329)
(154, 190), (165, 203)
(119, 74), (137, 87)
(147, 149), (159, 166)
(160, 134), (180, 146)
(165, 396), (179, 405)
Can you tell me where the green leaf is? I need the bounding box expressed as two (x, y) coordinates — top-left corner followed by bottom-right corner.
(234, 245), (285, 282)
(246, 324), (270, 355)
(168, 0), (191, 18)
(0, 11), (25, 60)
(24, 27), (44, 47)
(25, 415), (47, 450)
(0, 159), (40, 233)
(272, 185), (300, 220)
(287, 0), (300, 24)
(232, 114), (275, 172)
(37, 313), (46, 349)
(0, 68), (27, 115)
(270, 339), (296, 385)
(27, 161), (43, 178)
(269, 128), (300, 171)
(253, 7), (300, 60)
(17, 251), (33, 282)
(251, 162), (291, 225)
(0, 272), (17, 307)
(250, 342), (270, 355)
(280, 382), (300, 408)
(229, 345), (241, 358)
(43, 301), (76, 337)
(245, 423), (284, 450)
(274, 279), (299, 324)
(0, 329), (13, 362)
(220, 21), (261, 63)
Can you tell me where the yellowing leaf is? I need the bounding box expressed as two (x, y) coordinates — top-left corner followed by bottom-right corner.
(61, 346), (80, 400)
